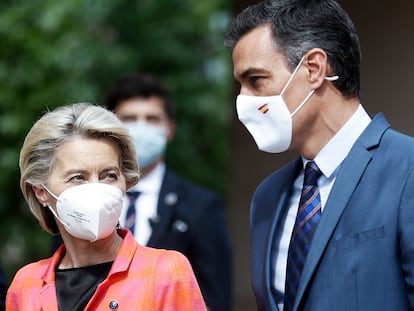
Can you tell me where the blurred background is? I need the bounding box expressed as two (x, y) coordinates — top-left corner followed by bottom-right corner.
(0, 0), (232, 277)
(0, 0), (413, 310)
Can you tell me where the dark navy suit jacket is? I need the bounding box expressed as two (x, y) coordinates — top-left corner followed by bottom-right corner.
(251, 114), (414, 310)
(146, 170), (232, 311)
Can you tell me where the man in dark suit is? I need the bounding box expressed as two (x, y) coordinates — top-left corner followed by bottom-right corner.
(225, 0), (414, 310)
(105, 73), (232, 311)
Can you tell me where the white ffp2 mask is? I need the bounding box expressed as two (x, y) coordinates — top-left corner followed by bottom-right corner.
(44, 183), (124, 242)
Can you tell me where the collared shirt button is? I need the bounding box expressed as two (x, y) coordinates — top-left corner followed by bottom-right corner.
(109, 300), (119, 310)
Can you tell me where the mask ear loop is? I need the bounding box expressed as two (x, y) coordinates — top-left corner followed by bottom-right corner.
(280, 56), (306, 97)
(46, 204), (70, 228)
(325, 75), (339, 81)
(290, 75), (340, 117)
(280, 54), (340, 117)
(42, 184), (60, 201)
(41, 185), (70, 229)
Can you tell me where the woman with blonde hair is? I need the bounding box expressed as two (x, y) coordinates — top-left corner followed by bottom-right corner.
(6, 103), (206, 311)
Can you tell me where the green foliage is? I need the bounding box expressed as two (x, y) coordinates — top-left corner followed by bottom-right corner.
(0, 0), (231, 281)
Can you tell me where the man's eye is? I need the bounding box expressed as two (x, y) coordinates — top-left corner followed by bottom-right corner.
(146, 116), (162, 124)
(249, 76), (262, 85)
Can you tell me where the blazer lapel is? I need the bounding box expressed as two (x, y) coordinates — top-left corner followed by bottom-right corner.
(38, 250), (62, 311)
(146, 170), (179, 247)
(294, 114), (390, 310)
(263, 159), (302, 311)
(39, 282), (59, 311)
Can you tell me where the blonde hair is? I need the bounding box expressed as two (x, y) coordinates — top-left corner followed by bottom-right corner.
(19, 103), (140, 234)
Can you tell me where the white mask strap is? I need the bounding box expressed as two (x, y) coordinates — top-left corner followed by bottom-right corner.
(46, 204), (70, 228)
(290, 75), (338, 117)
(280, 55), (339, 93)
(42, 184), (60, 201)
(291, 89), (315, 117)
(280, 56), (306, 96)
(42, 188), (71, 230)
(325, 75), (339, 81)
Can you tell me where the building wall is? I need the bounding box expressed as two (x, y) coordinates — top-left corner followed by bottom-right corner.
(228, 1), (414, 310)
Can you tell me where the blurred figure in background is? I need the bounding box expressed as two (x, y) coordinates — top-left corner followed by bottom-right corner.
(106, 73), (233, 311)
(9, 103), (206, 310)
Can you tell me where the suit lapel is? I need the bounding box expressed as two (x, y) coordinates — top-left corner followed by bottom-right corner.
(263, 159), (302, 311)
(146, 170), (179, 247)
(294, 114), (390, 310)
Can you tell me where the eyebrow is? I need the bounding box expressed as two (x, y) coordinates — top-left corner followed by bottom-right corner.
(101, 166), (121, 174)
(64, 166), (121, 176)
(237, 67), (269, 80)
(64, 168), (89, 176)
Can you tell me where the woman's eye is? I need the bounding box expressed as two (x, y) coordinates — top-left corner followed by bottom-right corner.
(104, 172), (118, 180)
(68, 175), (84, 182)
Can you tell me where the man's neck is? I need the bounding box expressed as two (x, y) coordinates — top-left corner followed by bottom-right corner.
(140, 158), (164, 178)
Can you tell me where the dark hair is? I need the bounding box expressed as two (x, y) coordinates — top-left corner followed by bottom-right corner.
(106, 73), (175, 119)
(224, 0), (361, 99)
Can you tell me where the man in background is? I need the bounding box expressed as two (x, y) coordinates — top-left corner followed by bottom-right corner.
(106, 73), (232, 311)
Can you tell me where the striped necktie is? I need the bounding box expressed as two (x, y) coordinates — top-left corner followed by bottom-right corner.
(125, 191), (140, 234)
(284, 161), (322, 311)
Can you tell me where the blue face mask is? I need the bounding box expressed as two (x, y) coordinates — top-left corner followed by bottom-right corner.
(124, 122), (167, 169)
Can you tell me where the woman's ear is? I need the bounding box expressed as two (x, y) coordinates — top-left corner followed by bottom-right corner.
(32, 185), (48, 206)
(303, 48), (329, 89)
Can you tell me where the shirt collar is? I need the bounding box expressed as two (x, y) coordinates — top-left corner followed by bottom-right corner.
(129, 162), (165, 194)
(304, 104), (371, 178)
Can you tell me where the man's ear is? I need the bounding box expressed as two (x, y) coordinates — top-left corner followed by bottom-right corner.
(32, 185), (48, 206)
(166, 120), (176, 143)
(303, 48), (329, 89)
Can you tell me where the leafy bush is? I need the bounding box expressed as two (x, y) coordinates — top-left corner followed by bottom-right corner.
(0, 0), (231, 281)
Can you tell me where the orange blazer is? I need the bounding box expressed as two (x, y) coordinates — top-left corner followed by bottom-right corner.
(6, 229), (206, 310)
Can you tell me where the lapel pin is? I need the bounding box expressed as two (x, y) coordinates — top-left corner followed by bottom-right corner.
(172, 220), (188, 232)
(109, 300), (119, 310)
(164, 192), (178, 205)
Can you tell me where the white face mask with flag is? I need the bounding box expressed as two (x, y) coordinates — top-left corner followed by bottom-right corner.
(236, 56), (338, 153)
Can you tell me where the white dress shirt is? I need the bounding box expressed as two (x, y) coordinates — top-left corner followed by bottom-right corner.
(120, 162), (165, 245)
(273, 105), (371, 310)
